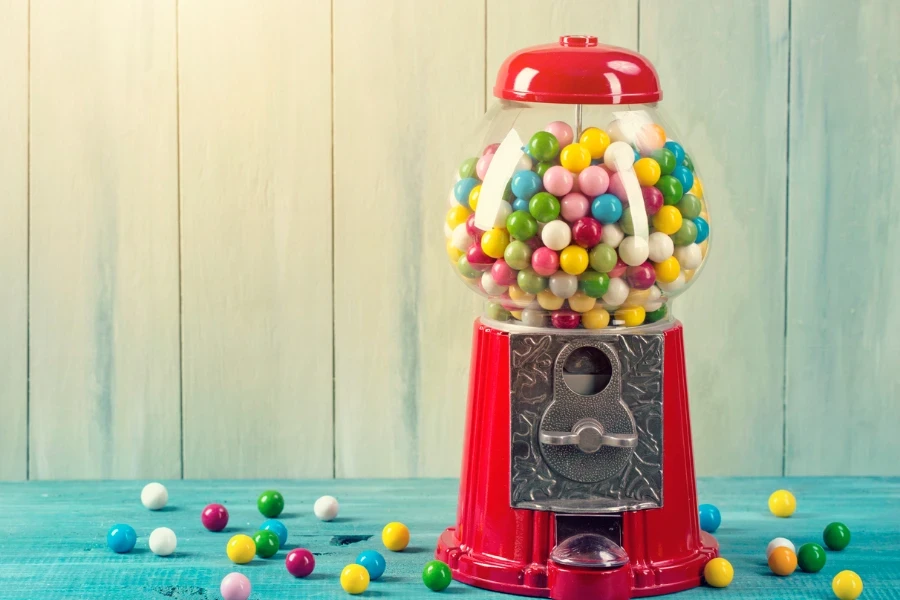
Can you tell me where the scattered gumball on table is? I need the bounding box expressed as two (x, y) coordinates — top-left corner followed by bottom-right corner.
(356, 550), (386, 580)
(768, 546), (798, 576)
(314, 495), (340, 521)
(201, 503), (229, 532)
(141, 482), (168, 510)
(340, 563), (370, 595)
(824, 521), (852, 550)
(832, 570), (864, 600)
(257, 490), (285, 518)
(422, 560), (453, 592)
(766, 537), (795, 558)
(227, 534), (256, 564)
(252, 529), (280, 558)
(106, 523), (137, 553)
(220, 572), (251, 600)
(285, 548), (316, 578)
(703, 557), (733, 588)
(698, 503), (721, 533)
(768, 489), (796, 517)
(148, 527), (177, 557)
(382, 522), (411, 552)
(260, 518), (288, 547)
(797, 542), (827, 573)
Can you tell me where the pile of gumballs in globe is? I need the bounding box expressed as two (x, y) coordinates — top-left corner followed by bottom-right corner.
(444, 119), (709, 329)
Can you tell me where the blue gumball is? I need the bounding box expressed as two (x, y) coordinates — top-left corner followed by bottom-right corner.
(633, 148), (641, 163)
(671, 166), (694, 196)
(107, 523), (137, 553)
(591, 193), (623, 224)
(512, 197), (529, 212)
(693, 216), (709, 244)
(454, 177), (479, 208)
(261, 519), (288, 547)
(698, 503), (721, 533)
(510, 170), (543, 201)
(664, 141), (685, 165)
(356, 549), (386, 580)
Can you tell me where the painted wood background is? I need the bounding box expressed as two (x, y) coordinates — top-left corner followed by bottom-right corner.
(0, 0), (897, 480)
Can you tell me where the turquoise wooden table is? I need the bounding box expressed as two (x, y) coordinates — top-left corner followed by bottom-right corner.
(1, 478), (897, 599)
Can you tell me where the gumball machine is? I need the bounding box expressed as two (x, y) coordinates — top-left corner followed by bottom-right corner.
(436, 36), (716, 600)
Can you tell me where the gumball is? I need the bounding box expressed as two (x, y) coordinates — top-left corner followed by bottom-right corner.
(466, 240), (496, 271)
(518, 267), (548, 294)
(560, 246), (589, 275)
(649, 148), (676, 175)
(603, 141), (636, 171)
(202, 504), (229, 532)
(516, 153), (534, 172)
(664, 141), (685, 164)
(677, 193), (702, 219)
(583, 307), (610, 329)
(535, 161), (553, 177)
(579, 127), (610, 159)
(656, 175), (684, 205)
(608, 258), (627, 279)
(644, 285), (663, 312)
(768, 489), (796, 518)
(227, 534), (257, 564)
(543, 166), (574, 196)
(511, 170), (543, 200)
(646, 304), (667, 323)
(652, 206), (683, 235)
(149, 527), (177, 556)
(486, 301), (511, 321)
(670, 220), (698, 246)
(141, 482), (168, 510)
(382, 522), (411, 552)
(766, 537), (795, 558)
(531, 248), (559, 277)
(571, 217), (602, 248)
(454, 178), (479, 207)
(768, 546), (797, 576)
(648, 232), (674, 262)
(683, 153), (694, 171)
(658, 271), (685, 293)
(260, 519), (288, 547)
(698, 504), (721, 533)
(450, 223), (473, 252)
(551, 310), (582, 328)
(602, 278), (629, 307)
(536, 289), (564, 311)
(253, 529), (280, 558)
(674, 244), (702, 270)
(607, 172), (627, 202)
(107, 524), (137, 553)
(447, 205), (471, 229)
(520, 307), (546, 327)
(465, 213), (482, 237)
(641, 186), (664, 216)
(797, 543), (827, 573)
(504, 241), (532, 270)
(824, 522), (851, 550)
(634, 157), (661, 186)
(703, 557), (733, 588)
(507, 210), (538, 241)
(512, 197), (529, 212)
(615, 306), (645, 327)
(591, 194), (623, 224)
(635, 123), (665, 154)
(447, 242), (463, 262)
(541, 220), (572, 251)
(528, 131), (560, 162)
(356, 550), (387, 580)
(579, 270), (610, 298)
(567, 291), (596, 313)
(475, 153), (493, 180)
(832, 570), (863, 600)
(220, 573), (251, 600)
(620, 207), (636, 236)
(491, 260), (518, 287)
(654, 257), (680, 284)
(481, 228), (509, 259)
(560, 192), (590, 222)
(589, 243), (618, 273)
(577, 165), (610, 197)
(549, 272), (578, 299)
(623, 288), (650, 308)
(690, 175), (705, 198)
(618, 236), (649, 266)
(457, 256), (480, 279)
(544, 121), (574, 147)
(483, 143), (500, 156)
(341, 564), (370, 594)
(529, 192), (561, 223)
(671, 165), (694, 196)
(458, 157), (478, 179)
(627, 262), (656, 290)
(422, 560), (453, 592)
(468, 184), (481, 210)
(693, 216), (710, 243)
(560, 143), (591, 173)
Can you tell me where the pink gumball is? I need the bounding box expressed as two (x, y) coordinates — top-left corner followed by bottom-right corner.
(560, 192), (590, 222)
(532, 247), (560, 277)
(483, 143), (500, 156)
(499, 293), (519, 312)
(220, 573), (251, 600)
(543, 166), (574, 197)
(577, 166), (610, 197)
(627, 262), (656, 290)
(551, 310), (581, 329)
(467, 243), (495, 271)
(544, 121), (574, 147)
(526, 235), (544, 250)
(609, 258), (627, 279)
(607, 172), (628, 202)
(465, 213), (484, 237)
(491, 259), (518, 286)
(642, 186), (664, 215)
(572, 217), (603, 248)
(476, 153), (494, 179)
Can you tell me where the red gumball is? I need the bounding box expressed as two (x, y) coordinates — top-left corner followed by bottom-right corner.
(642, 186), (664, 215)
(571, 217), (603, 248)
(286, 548), (316, 578)
(626, 262), (656, 290)
(609, 258), (628, 279)
(551, 310), (581, 329)
(466, 243), (496, 271)
(201, 503), (229, 532)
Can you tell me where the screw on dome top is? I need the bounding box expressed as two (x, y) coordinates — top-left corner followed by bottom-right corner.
(559, 35), (598, 47)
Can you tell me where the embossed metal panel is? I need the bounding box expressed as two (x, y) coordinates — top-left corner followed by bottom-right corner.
(510, 332), (664, 513)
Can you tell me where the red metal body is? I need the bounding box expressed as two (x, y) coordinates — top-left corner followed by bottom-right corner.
(436, 319), (717, 599)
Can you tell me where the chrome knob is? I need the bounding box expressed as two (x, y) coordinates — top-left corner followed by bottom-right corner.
(539, 418), (637, 454)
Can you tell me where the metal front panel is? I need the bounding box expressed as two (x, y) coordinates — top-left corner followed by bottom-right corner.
(510, 331), (664, 513)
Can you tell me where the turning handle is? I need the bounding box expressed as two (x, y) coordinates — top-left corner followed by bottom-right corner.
(540, 418), (637, 454)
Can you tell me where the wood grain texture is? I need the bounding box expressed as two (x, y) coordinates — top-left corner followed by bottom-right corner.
(28, 0), (181, 479)
(640, 0), (790, 475)
(785, 0), (900, 475)
(178, 0), (334, 478)
(0, 478), (898, 598)
(0, 0), (28, 480)
(333, 0), (485, 478)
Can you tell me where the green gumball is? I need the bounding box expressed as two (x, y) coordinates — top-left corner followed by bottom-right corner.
(527, 131), (560, 162)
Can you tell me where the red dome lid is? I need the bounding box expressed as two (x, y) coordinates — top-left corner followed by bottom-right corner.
(493, 35), (661, 105)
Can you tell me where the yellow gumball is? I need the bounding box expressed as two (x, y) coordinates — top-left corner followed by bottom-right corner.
(559, 246), (589, 275)
(583, 307), (610, 329)
(703, 557), (734, 588)
(623, 288), (650, 308)
(690, 175), (704, 198)
(652, 205), (683, 235)
(684, 268), (696, 282)
(481, 228), (510, 259)
(537, 289), (565, 310)
(634, 158), (661, 186)
(382, 522), (410, 552)
(559, 143), (592, 173)
(832, 570), (863, 600)
(510, 310), (522, 320)
(469, 184), (481, 210)
(340, 564), (370, 594)
(768, 489), (796, 518)
(447, 205), (471, 229)
(508, 285), (534, 307)
(568, 291), (596, 313)
(654, 257), (681, 284)
(615, 306), (646, 327)
(579, 127), (610, 159)
(226, 534), (256, 564)
(447, 241), (463, 262)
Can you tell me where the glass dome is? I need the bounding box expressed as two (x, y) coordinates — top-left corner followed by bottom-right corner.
(443, 38), (710, 330)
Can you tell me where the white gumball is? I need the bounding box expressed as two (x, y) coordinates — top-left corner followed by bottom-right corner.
(658, 271), (686, 293)
(451, 223), (473, 251)
(141, 482), (168, 511)
(618, 236), (650, 266)
(602, 278), (629, 307)
(541, 220), (572, 251)
(314, 495), (340, 522)
(481, 271), (508, 296)
(602, 141), (636, 172)
(600, 223), (624, 248)
(674, 243), (703, 270)
(648, 232), (674, 262)
(607, 119), (633, 144)
(766, 537), (795, 559)
(149, 527), (177, 556)
(549, 272), (578, 299)
(644, 286), (663, 312)
(516, 153), (533, 172)
(520, 308), (546, 327)
(493, 200), (513, 228)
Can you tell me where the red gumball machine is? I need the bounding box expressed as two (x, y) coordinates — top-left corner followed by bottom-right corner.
(436, 36), (717, 600)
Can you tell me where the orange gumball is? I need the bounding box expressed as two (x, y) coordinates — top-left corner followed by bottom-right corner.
(637, 123), (666, 154)
(768, 547), (798, 576)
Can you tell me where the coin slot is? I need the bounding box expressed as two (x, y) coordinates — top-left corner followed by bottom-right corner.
(562, 346), (612, 395)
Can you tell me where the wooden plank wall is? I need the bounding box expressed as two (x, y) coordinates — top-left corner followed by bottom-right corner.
(0, 0), (897, 480)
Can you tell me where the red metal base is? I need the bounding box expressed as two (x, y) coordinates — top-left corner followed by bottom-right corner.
(435, 319), (718, 599)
